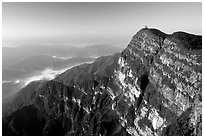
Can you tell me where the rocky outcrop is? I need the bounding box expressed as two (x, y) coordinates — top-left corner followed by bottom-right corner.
(2, 28), (202, 136)
(113, 28), (202, 135)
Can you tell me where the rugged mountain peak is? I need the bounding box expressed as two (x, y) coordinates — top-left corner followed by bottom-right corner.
(2, 28), (202, 136)
(129, 28), (165, 55)
(133, 28), (167, 40)
(115, 28), (202, 135)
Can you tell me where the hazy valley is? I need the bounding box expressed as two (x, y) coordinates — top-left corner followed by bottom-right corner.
(2, 44), (122, 100)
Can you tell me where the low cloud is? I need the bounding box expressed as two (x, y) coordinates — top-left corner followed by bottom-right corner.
(52, 55), (71, 60)
(21, 61), (94, 87)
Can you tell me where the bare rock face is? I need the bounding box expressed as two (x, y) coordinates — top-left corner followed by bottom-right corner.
(2, 28), (202, 136)
(113, 28), (202, 135)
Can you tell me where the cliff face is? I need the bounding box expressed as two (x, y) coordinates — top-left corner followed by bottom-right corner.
(113, 28), (202, 135)
(2, 28), (202, 136)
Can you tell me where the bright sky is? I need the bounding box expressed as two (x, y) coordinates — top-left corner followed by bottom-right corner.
(2, 2), (202, 47)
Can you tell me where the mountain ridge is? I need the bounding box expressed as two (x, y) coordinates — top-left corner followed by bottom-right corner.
(2, 28), (202, 136)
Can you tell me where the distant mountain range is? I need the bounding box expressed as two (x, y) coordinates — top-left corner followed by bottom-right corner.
(2, 28), (202, 136)
(3, 55), (95, 81)
(3, 44), (123, 69)
(2, 44), (122, 100)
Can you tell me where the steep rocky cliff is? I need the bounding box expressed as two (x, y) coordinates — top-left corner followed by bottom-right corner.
(113, 28), (202, 135)
(2, 28), (202, 136)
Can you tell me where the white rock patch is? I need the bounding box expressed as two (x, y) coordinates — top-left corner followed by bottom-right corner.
(148, 108), (164, 130)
